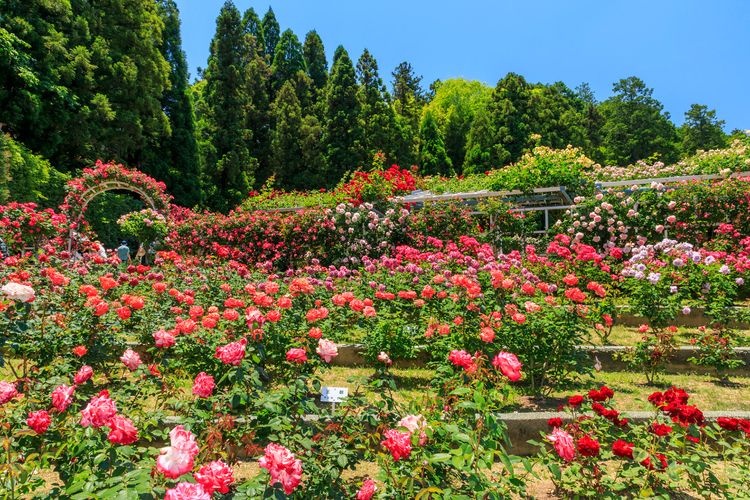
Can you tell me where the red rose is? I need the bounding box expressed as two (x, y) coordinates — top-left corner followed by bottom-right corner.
(576, 435), (600, 457)
(611, 439), (634, 458)
(547, 417), (563, 428)
(651, 422), (672, 436)
(568, 395), (584, 407)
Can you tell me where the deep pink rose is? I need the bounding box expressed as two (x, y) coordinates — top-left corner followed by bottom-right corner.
(381, 429), (412, 461)
(192, 372), (215, 398)
(0, 381), (18, 404)
(51, 384), (75, 412)
(215, 338), (246, 365)
(548, 427), (575, 462)
(74, 365), (93, 384)
(164, 482), (210, 500)
(194, 460), (234, 495)
(492, 351), (522, 381)
(258, 443), (303, 495)
(27, 410), (52, 434)
(285, 347), (307, 364)
(80, 392), (117, 428)
(356, 478), (376, 500)
(106, 415), (138, 445)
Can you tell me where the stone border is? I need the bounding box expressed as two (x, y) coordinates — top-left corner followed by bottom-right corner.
(332, 344), (750, 374)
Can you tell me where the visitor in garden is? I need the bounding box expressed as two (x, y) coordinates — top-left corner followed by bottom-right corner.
(135, 243), (146, 264)
(95, 241), (107, 259)
(116, 241), (131, 264)
(0, 236), (8, 259)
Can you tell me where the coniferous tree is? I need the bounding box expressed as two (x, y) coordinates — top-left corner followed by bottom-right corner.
(463, 106), (496, 173)
(271, 29), (306, 92)
(303, 31), (328, 96)
(488, 72), (532, 165)
(391, 61), (424, 166)
(528, 82), (588, 151)
(261, 7), (280, 60)
(270, 81), (304, 187)
(203, 1), (255, 211)
(299, 114), (326, 187)
(576, 83), (604, 160)
(324, 46), (361, 185)
(145, 0), (200, 207)
(419, 110), (452, 176)
(356, 49), (396, 164)
(243, 36), (272, 186)
(599, 76), (678, 165)
(680, 104), (726, 155)
(242, 7), (265, 54)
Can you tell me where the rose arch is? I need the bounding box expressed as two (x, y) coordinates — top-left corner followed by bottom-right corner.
(63, 160), (172, 251)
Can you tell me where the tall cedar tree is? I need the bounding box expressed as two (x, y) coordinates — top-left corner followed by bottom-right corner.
(261, 7), (280, 61)
(270, 81), (304, 188)
(324, 46), (361, 186)
(203, 1), (256, 212)
(599, 76), (678, 165)
(243, 37), (272, 185)
(146, 0), (200, 207)
(242, 7), (265, 55)
(528, 82), (588, 152)
(489, 72), (532, 165)
(356, 49), (396, 165)
(419, 110), (453, 176)
(463, 106), (496, 173)
(303, 31), (328, 98)
(576, 83), (604, 161)
(271, 29), (306, 92)
(680, 104), (726, 155)
(391, 61), (424, 166)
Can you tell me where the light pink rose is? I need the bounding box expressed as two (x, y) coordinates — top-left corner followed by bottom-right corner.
(0, 381), (19, 404)
(258, 443), (303, 495)
(120, 349), (142, 371)
(80, 391), (117, 427)
(316, 338), (338, 363)
(164, 482), (210, 500)
(153, 329), (176, 348)
(1, 282), (35, 302)
(548, 427), (576, 462)
(51, 384), (75, 412)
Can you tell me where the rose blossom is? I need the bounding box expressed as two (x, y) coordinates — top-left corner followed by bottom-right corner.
(356, 478), (376, 500)
(492, 352), (522, 381)
(27, 410), (52, 434)
(194, 460), (234, 495)
(0, 381), (18, 404)
(381, 429), (412, 461)
(153, 329), (176, 348)
(80, 391), (117, 427)
(316, 338), (338, 363)
(120, 349), (142, 371)
(106, 414), (138, 445)
(548, 427), (575, 462)
(215, 338), (247, 365)
(51, 384), (75, 412)
(577, 435), (600, 457)
(1, 282), (35, 302)
(258, 443), (303, 495)
(74, 365), (93, 384)
(286, 347), (308, 364)
(164, 482), (210, 500)
(156, 425), (199, 479)
(377, 351), (392, 366)
(612, 439), (634, 458)
(192, 372), (215, 398)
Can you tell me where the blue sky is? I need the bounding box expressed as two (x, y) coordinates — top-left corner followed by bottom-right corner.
(175, 0), (749, 131)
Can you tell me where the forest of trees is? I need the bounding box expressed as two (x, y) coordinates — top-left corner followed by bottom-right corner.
(0, 0), (738, 211)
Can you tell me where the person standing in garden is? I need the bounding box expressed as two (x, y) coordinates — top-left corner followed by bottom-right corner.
(0, 236), (8, 259)
(116, 241), (131, 264)
(135, 244), (146, 264)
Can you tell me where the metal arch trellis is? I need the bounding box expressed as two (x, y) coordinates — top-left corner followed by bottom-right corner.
(66, 180), (163, 253)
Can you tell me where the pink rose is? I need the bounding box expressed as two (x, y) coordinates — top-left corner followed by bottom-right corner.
(548, 427), (576, 462)
(120, 349), (142, 371)
(258, 443), (303, 495)
(356, 478), (376, 500)
(377, 351), (392, 366)
(106, 415), (138, 445)
(448, 350), (476, 373)
(398, 414), (428, 446)
(381, 429), (412, 461)
(286, 347), (307, 364)
(74, 365), (93, 384)
(492, 352), (523, 382)
(80, 392), (117, 428)
(192, 372), (215, 398)
(194, 460), (234, 495)
(51, 384), (75, 412)
(0, 381), (19, 404)
(156, 425), (199, 479)
(164, 482), (210, 500)
(27, 410), (52, 434)
(215, 338), (247, 366)
(153, 329), (176, 348)
(316, 339), (338, 363)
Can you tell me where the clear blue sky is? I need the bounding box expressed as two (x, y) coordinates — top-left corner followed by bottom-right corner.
(175, 0), (749, 131)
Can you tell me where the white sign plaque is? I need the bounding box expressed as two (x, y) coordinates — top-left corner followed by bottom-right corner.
(321, 386), (348, 403)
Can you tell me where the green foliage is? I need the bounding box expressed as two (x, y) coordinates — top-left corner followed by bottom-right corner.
(356, 49), (396, 164)
(85, 192), (145, 249)
(0, 134), (68, 206)
(418, 110), (453, 176)
(324, 46), (361, 186)
(271, 29), (306, 92)
(488, 72), (533, 165)
(680, 103), (727, 156)
(117, 208), (168, 249)
(261, 6), (280, 60)
(270, 82), (305, 189)
(303, 30), (328, 96)
(599, 76), (679, 166)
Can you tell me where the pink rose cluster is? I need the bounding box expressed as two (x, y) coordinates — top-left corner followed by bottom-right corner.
(258, 443), (303, 495)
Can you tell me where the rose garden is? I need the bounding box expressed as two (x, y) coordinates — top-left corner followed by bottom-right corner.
(2, 143), (750, 498)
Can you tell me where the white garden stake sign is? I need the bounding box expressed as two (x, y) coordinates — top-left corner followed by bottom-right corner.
(321, 386), (348, 412)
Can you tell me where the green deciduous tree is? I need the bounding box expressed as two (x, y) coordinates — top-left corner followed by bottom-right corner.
(324, 46), (361, 186)
(680, 104), (726, 155)
(599, 76), (678, 165)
